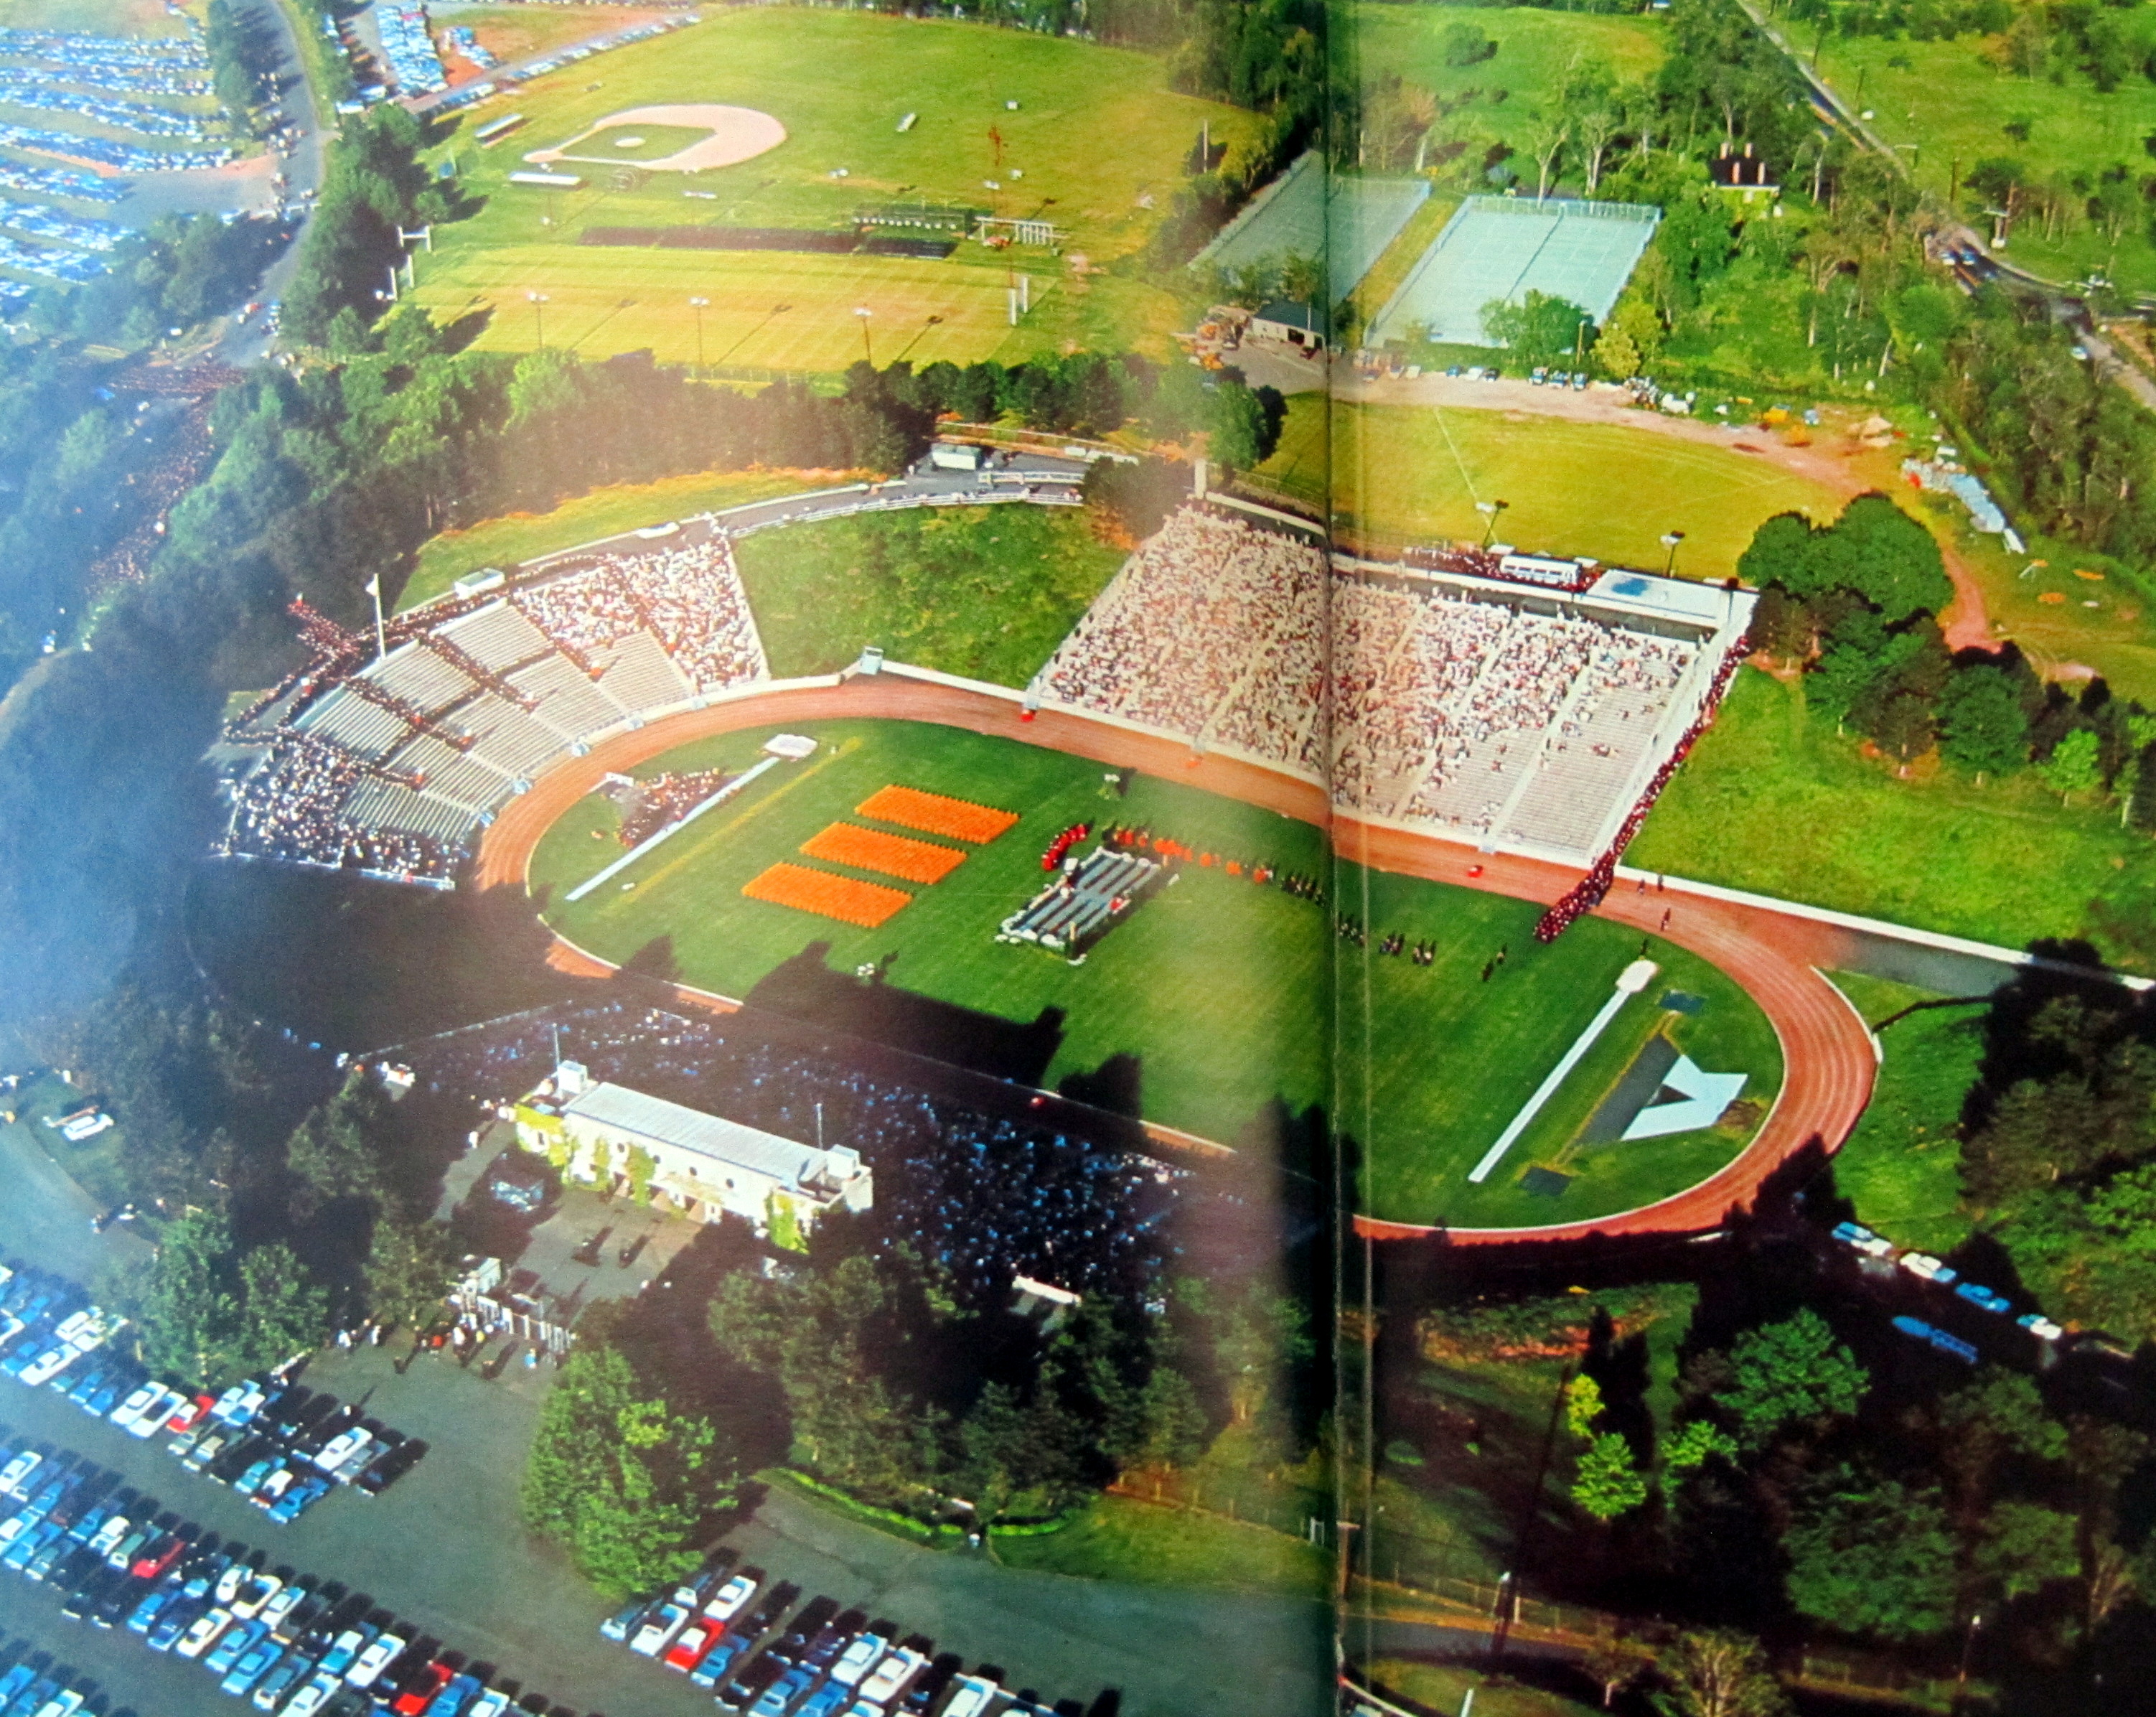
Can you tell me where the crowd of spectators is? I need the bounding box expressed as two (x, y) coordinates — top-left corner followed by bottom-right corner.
(217, 732), (462, 883)
(397, 1001), (1182, 1308)
(1036, 506), (1326, 772)
(512, 535), (767, 689)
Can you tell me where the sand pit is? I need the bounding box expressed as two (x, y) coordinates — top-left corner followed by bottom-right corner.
(525, 103), (785, 172)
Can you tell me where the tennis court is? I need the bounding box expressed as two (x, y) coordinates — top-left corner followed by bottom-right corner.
(1367, 195), (1659, 347)
(1193, 152), (1430, 301)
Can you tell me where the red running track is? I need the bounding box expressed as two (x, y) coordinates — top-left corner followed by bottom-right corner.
(473, 677), (1879, 1248)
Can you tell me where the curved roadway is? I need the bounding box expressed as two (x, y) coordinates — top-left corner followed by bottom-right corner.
(472, 677), (1878, 1248)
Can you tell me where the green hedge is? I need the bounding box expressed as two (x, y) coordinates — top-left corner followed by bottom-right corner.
(767, 1469), (964, 1547)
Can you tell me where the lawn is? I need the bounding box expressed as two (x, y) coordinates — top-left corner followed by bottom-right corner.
(1339, 3), (1667, 149)
(398, 469), (835, 611)
(531, 717), (1336, 1146)
(1811, 30), (2156, 295)
(1822, 971), (1980, 1257)
(531, 716), (1780, 1216)
(1, 1072), (132, 1217)
(731, 502), (1125, 687)
(1627, 665), (2156, 963)
(1264, 398), (1850, 581)
(991, 1494), (1326, 1598)
(410, 6), (1247, 366)
(1337, 864), (1781, 1230)
(1359, 1660), (1603, 1717)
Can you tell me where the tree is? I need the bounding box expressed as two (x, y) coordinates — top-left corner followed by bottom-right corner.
(1975, 1501), (2079, 1603)
(238, 1243), (329, 1372)
(1651, 1630), (1788, 1717)
(2040, 727), (2102, 804)
(1441, 20), (1495, 67)
(521, 1342), (724, 1598)
(1583, 1634), (1649, 1709)
(1592, 319), (1640, 381)
(1939, 666), (2030, 777)
(1660, 1419), (1738, 1498)
(1784, 1477), (1958, 1640)
(1573, 1431), (1651, 1521)
(1712, 1309), (1867, 1447)
(1481, 291), (1593, 370)
(363, 1216), (455, 1334)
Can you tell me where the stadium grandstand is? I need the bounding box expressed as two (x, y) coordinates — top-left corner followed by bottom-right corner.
(212, 534), (769, 887)
(1029, 505), (1753, 865)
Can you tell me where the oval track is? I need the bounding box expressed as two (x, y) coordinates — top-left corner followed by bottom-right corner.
(473, 676), (1878, 1246)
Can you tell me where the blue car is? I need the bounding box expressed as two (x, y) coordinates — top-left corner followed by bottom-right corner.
(3, 1521), (57, 1572)
(220, 1634), (283, 1697)
(0, 1668), (34, 1710)
(752, 1667), (819, 1716)
(1929, 1327), (1979, 1363)
(205, 1617), (271, 1678)
(148, 1595), (209, 1653)
(690, 1632), (751, 1690)
(796, 1682), (852, 1717)
(1954, 1282), (2013, 1314)
(128, 1580), (182, 1633)
(5, 1677), (56, 1717)
(65, 1362), (108, 1405)
(268, 1475), (330, 1524)
(423, 1672), (482, 1717)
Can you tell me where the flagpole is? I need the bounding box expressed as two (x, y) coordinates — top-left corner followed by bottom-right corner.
(367, 576), (387, 663)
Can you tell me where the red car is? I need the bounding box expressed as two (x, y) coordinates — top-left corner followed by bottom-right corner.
(391, 1662), (454, 1717)
(131, 1531), (189, 1581)
(664, 1623), (719, 1672)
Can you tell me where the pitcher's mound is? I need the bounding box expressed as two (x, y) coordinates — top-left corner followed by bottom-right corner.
(525, 103), (786, 172)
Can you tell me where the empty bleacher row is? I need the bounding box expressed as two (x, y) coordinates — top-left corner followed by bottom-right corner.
(214, 535), (770, 886)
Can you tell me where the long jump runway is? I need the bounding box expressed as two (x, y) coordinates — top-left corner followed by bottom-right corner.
(474, 675), (1877, 1248)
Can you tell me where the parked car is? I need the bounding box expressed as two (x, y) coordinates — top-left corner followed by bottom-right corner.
(702, 1572), (758, 1624)
(347, 1630), (408, 1689)
(629, 1600), (691, 1657)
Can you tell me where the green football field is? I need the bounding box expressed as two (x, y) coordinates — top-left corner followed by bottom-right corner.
(528, 719), (1781, 1225)
(410, 6), (1245, 368)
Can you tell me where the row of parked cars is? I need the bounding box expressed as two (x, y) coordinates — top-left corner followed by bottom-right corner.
(0, 1262), (426, 1521)
(601, 1550), (1077, 1717)
(0, 1634), (126, 1717)
(1829, 1222), (2067, 1342)
(1, 1427), (596, 1717)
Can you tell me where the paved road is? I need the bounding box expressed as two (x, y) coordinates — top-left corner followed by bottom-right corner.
(467, 676), (1879, 1247)
(217, 0), (328, 365)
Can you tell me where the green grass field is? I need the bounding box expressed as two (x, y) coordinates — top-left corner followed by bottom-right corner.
(1338, 865), (1781, 1230)
(731, 503), (1124, 686)
(1260, 398), (1849, 580)
(410, 7), (1245, 368)
(1811, 31), (2156, 295)
(1628, 665), (2156, 963)
(1339, 2), (1667, 164)
(1822, 972), (1979, 1256)
(991, 1494), (1326, 1597)
(530, 718), (1778, 1222)
(398, 469), (833, 611)
(1360, 1662), (1601, 1717)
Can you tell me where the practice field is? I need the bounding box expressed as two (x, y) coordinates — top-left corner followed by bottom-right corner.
(526, 719), (1780, 1220)
(1260, 399), (1848, 579)
(413, 6), (1250, 365)
(1367, 197), (1659, 349)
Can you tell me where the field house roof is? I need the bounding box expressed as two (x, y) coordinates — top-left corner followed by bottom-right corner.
(562, 1080), (842, 1192)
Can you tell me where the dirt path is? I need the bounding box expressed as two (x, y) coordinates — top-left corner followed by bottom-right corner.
(474, 678), (1878, 1246)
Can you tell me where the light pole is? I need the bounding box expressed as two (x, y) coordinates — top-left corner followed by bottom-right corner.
(1476, 497), (1509, 549)
(527, 291), (550, 350)
(1661, 530), (1687, 576)
(688, 296), (709, 371)
(1956, 1613), (1983, 1708)
(853, 304), (873, 368)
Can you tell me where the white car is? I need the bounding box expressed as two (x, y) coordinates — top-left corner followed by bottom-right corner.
(31, 1692), (83, 1717)
(212, 1380), (267, 1424)
(700, 1573), (757, 1624)
(215, 1563), (250, 1606)
(232, 1572), (283, 1619)
(313, 1428), (371, 1474)
(281, 1672), (343, 1717)
(347, 1632), (407, 1689)
(60, 1112), (112, 1142)
(828, 1634), (888, 1688)
(467, 1692), (511, 1717)
(259, 1584), (309, 1637)
(109, 1383), (163, 1431)
(86, 1515), (130, 1558)
(858, 1647), (927, 1705)
(0, 1510), (35, 1548)
(176, 1607), (234, 1660)
(2020, 1313), (2066, 1341)
(1899, 1253), (1955, 1283)
(0, 1450), (43, 1497)
(629, 1601), (690, 1657)
(19, 1344), (80, 1387)
(50, 1309), (94, 1346)
(127, 1385), (185, 1438)
(942, 1677), (1000, 1717)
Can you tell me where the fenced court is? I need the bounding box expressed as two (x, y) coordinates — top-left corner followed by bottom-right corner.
(1192, 152), (1430, 301)
(1367, 195), (1659, 348)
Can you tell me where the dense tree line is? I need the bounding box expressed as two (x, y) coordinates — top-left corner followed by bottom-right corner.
(703, 1228), (1307, 1527)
